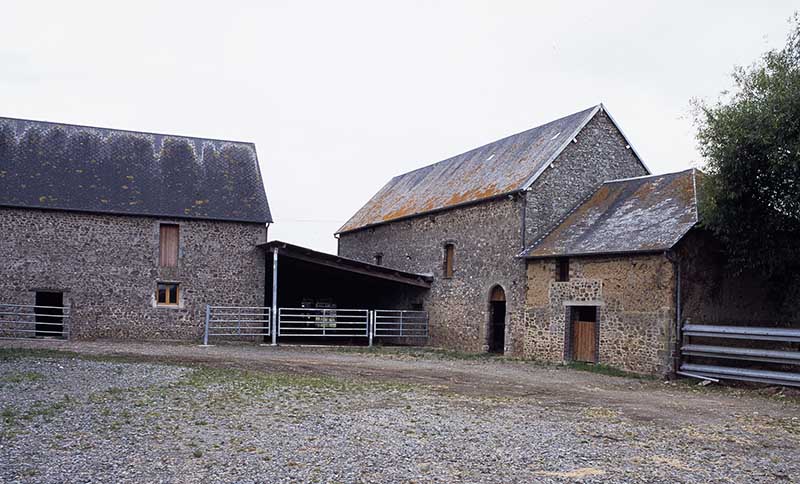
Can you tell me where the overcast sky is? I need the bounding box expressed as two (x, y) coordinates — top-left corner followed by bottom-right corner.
(2, 1), (796, 253)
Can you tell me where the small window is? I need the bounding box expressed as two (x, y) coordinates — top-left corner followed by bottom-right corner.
(443, 243), (455, 278)
(374, 253), (383, 266)
(159, 224), (179, 267)
(157, 282), (179, 306)
(556, 257), (569, 282)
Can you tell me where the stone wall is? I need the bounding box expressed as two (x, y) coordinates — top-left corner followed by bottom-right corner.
(524, 254), (676, 375)
(524, 111), (648, 246)
(338, 197), (526, 353)
(0, 207), (266, 341)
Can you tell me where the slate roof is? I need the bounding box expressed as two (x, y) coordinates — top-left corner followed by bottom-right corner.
(338, 104), (645, 233)
(521, 169), (700, 258)
(0, 116), (272, 223)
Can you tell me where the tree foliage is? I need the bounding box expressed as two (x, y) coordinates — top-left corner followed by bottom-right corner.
(695, 14), (800, 286)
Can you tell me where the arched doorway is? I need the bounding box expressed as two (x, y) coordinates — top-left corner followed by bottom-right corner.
(488, 285), (506, 353)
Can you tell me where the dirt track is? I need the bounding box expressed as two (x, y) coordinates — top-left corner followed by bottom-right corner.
(2, 339), (797, 426)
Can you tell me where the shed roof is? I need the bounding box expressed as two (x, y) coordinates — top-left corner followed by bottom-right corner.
(521, 169), (700, 258)
(0, 116), (272, 223)
(338, 104), (646, 234)
(262, 240), (433, 288)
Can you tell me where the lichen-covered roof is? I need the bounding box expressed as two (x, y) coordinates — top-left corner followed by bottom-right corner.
(0, 117), (272, 223)
(338, 105), (605, 233)
(522, 169), (699, 258)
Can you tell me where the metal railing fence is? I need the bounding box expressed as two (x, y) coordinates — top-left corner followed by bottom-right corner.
(678, 322), (800, 387)
(278, 308), (370, 337)
(202, 305), (271, 345)
(0, 303), (70, 340)
(373, 310), (429, 338)
(200, 305), (429, 346)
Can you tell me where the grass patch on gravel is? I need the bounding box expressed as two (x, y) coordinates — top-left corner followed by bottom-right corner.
(1, 370), (45, 383)
(566, 361), (652, 379)
(0, 347), (81, 361)
(181, 366), (411, 395)
(334, 345), (513, 362)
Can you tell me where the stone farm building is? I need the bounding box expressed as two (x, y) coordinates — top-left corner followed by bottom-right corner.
(0, 117), (272, 340)
(2, 106), (796, 378)
(338, 104), (650, 356)
(339, 104), (800, 376)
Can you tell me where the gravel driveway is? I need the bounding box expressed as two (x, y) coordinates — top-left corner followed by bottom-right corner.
(1, 340), (798, 483)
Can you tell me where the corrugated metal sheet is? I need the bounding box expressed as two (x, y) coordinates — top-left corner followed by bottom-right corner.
(522, 169), (699, 258)
(0, 117), (272, 223)
(337, 105), (601, 233)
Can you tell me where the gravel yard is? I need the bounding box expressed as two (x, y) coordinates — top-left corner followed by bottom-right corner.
(1, 341), (799, 483)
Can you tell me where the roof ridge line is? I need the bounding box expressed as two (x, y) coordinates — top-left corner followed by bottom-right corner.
(0, 115), (256, 147)
(602, 167), (695, 185)
(380, 104), (602, 181)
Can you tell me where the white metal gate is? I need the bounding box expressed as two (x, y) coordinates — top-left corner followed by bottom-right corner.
(278, 308), (370, 337)
(201, 306), (429, 346)
(202, 306), (271, 345)
(373, 310), (429, 338)
(0, 303), (71, 340)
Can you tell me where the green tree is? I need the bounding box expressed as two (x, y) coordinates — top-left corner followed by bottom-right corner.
(694, 14), (800, 292)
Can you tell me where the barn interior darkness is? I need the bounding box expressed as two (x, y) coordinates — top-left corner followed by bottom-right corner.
(266, 252), (428, 311)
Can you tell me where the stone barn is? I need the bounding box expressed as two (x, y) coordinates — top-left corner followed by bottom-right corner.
(0, 116), (271, 340)
(337, 104), (650, 355)
(521, 168), (800, 376)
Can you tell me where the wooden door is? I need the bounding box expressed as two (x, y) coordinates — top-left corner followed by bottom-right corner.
(572, 320), (597, 362)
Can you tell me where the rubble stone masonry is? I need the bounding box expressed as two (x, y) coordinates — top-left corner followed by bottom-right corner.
(524, 254), (676, 375)
(338, 111), (647, 356)
(0, 207), (266, 340)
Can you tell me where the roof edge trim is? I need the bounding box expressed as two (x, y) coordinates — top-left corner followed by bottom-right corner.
(0, 203), (272, 224)
(598, 104), (652, 175)
(523, 248), (670, 260)
(520, 105), (602, 191)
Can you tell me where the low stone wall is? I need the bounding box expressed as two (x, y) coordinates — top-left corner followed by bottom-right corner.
(0, 207), (266, 341)
(524, 254), (676, 376)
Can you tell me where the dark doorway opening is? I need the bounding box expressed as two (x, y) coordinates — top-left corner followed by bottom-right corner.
(264, 242), (430, 346)
(488, 286), (506, 353)
(35, 291), (64, 338)
(569, 305), (598, 363)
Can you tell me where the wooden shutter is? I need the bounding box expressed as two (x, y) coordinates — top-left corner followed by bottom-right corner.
(159, 224), (179, 267)
(444, 244), (454, 278)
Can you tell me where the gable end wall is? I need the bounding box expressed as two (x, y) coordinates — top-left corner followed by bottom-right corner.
(338, 110), (648, 356)
(524, 111), (648, 246)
